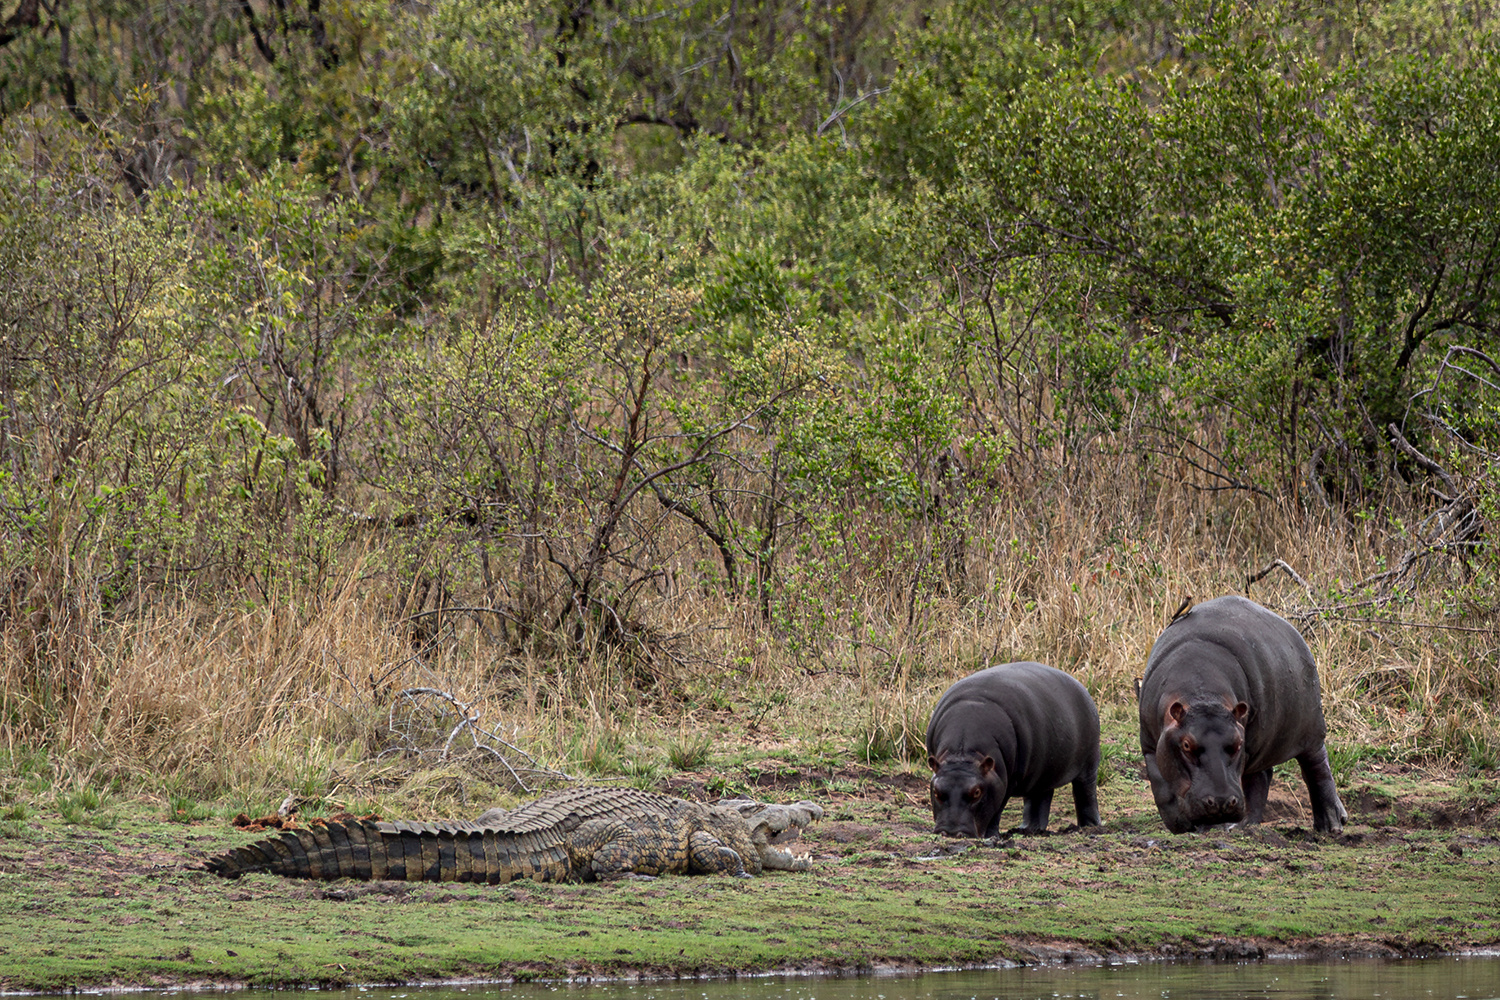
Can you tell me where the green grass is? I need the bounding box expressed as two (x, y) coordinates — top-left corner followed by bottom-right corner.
(56, 785), (118, 829)
(0, 802), (31, 841)
(1, 728), (1497, 991)
(164, 794), (218, 824)
(666, 732), (713, 771)
(9, 825), (1493, 991)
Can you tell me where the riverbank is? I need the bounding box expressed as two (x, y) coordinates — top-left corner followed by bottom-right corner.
(2, 725), (1496, 993)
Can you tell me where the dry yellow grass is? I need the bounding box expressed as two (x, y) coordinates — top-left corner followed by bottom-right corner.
(2, 445), (1495, 807)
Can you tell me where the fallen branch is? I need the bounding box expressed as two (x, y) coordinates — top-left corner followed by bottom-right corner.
(380, 686), (572, 793)
(1247, 559), (1313, 598)
(1289, 613), (1499, 635)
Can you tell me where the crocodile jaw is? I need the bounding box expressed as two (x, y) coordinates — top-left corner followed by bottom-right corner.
(717, 798), (822, 873)
(757, 843), (813, 871)
(718, 799), (824, 834)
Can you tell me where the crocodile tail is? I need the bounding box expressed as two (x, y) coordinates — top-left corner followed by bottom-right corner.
(205, 821), (575, 883)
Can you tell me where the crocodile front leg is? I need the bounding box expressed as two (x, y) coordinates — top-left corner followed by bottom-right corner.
(688, 830), (749, 876)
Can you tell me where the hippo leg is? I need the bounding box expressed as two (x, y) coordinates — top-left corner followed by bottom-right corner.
(1020, 789), (1053, 833)
(983, 797), (1009, 838)
(1072, 774), (1102, 827)
(1297, 744), (1348, 833)
(1242, 768), (1272, 825)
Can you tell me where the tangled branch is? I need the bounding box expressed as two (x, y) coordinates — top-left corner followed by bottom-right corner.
(378, 687), (571, 794)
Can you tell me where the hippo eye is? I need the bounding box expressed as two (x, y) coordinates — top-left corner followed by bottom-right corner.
(1180, 737), (1196, 754)
(967, 786), (983, 802)
(932, 790), (945, 804)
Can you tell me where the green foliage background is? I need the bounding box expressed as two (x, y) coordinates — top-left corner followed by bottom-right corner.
(2, 0), (1499, 783)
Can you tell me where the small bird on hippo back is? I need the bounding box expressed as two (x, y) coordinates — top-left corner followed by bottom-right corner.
(925, 661), (1103, 838)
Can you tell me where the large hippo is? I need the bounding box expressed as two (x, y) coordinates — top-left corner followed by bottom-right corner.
(1138, 595), (1348, 833)
(926, 661), (1102, 837)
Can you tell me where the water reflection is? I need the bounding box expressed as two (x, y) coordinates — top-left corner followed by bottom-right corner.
(193, 959), (1499, 1000)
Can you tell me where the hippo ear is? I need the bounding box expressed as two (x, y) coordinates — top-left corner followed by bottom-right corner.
(1232, 701), (1250, 724)
(928, 751), (947, 772)
(1165, 700), (1187, 728)
(979, 756), (996, 776)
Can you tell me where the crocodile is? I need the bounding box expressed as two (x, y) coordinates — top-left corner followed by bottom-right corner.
(204, 786), (822, 883)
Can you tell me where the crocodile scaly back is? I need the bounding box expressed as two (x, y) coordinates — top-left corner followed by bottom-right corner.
(203, 787), (817, 884)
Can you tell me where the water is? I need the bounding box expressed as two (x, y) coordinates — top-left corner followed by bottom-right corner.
(122, 958), (1500, 1000)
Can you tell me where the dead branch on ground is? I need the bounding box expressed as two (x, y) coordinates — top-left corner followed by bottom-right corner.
(378, 686), (572, 794)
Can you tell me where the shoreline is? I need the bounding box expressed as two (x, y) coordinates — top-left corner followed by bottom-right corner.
(9, 945), (1500, 996)
(2, 757), (1496, 994)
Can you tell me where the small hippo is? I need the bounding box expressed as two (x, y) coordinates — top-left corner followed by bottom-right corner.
(1138, 595), (1348, 833)
(926, 661), (1102, 837)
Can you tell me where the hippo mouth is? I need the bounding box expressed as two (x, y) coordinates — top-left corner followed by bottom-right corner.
(1162, 815), (1242, 835)
(1193, 820), (1242, 833)
(933, 820), (984, 838)
(1183, 802), (1247, 831)
(1154, 794), (1245, 834)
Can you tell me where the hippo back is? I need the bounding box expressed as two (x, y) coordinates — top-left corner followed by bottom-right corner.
(1139, 595), (1327, 774)
(928, 661), (1100, 793)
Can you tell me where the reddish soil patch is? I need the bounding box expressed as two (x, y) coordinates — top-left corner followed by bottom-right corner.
(230, 810), (379, 833)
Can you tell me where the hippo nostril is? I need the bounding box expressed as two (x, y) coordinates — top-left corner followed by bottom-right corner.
(1194, 796), (1246, 825)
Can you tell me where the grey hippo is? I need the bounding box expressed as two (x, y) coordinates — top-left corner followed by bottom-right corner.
(1138, 595), (1348, 833)
(926, 661), (1102, 837)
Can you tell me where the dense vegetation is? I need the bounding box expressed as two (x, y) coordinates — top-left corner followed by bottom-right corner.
(2, 0), (1497, 807)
